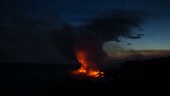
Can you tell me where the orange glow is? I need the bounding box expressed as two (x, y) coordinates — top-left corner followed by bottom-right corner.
(74, 51), (104, 78)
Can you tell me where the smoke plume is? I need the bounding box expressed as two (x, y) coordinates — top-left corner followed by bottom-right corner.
(0, 0), (148, 71)
(55, 9), (149, 73)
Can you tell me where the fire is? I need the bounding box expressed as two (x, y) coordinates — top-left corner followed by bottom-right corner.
(73, 51), (104, 78)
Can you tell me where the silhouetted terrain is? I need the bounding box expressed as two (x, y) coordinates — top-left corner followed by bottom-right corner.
(1, 56), (170, 95)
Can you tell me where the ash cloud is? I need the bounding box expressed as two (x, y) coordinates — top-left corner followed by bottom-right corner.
(56, 10), (149, 52)
(54, 9), (149, 71)
(0, 0), (149, 65)
(85, 9), (148, 42)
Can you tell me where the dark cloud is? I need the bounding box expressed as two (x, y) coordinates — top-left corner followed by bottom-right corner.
(85, 9), (149, 41)
(0, 4), (67, 63)
(0, 0), (149, 66)
(51, 9), (149, 71)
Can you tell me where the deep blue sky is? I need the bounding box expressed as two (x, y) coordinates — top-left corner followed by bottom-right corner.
(22, 0), (170, 50)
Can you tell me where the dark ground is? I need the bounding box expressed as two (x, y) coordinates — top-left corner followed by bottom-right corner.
(1, 56), (170, 95)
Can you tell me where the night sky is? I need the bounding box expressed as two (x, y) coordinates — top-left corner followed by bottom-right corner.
(1, 0), (170, 63)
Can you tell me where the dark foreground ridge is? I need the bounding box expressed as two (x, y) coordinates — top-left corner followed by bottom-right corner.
(1, 56), (170, 95)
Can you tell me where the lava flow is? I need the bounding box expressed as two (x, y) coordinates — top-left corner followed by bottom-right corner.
(72, 50), (104, 78)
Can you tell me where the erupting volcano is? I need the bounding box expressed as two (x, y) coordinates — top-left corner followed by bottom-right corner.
(56, 10), (148, 79)
(71, 29), (106, 78)
(74, 50), (104, 78)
